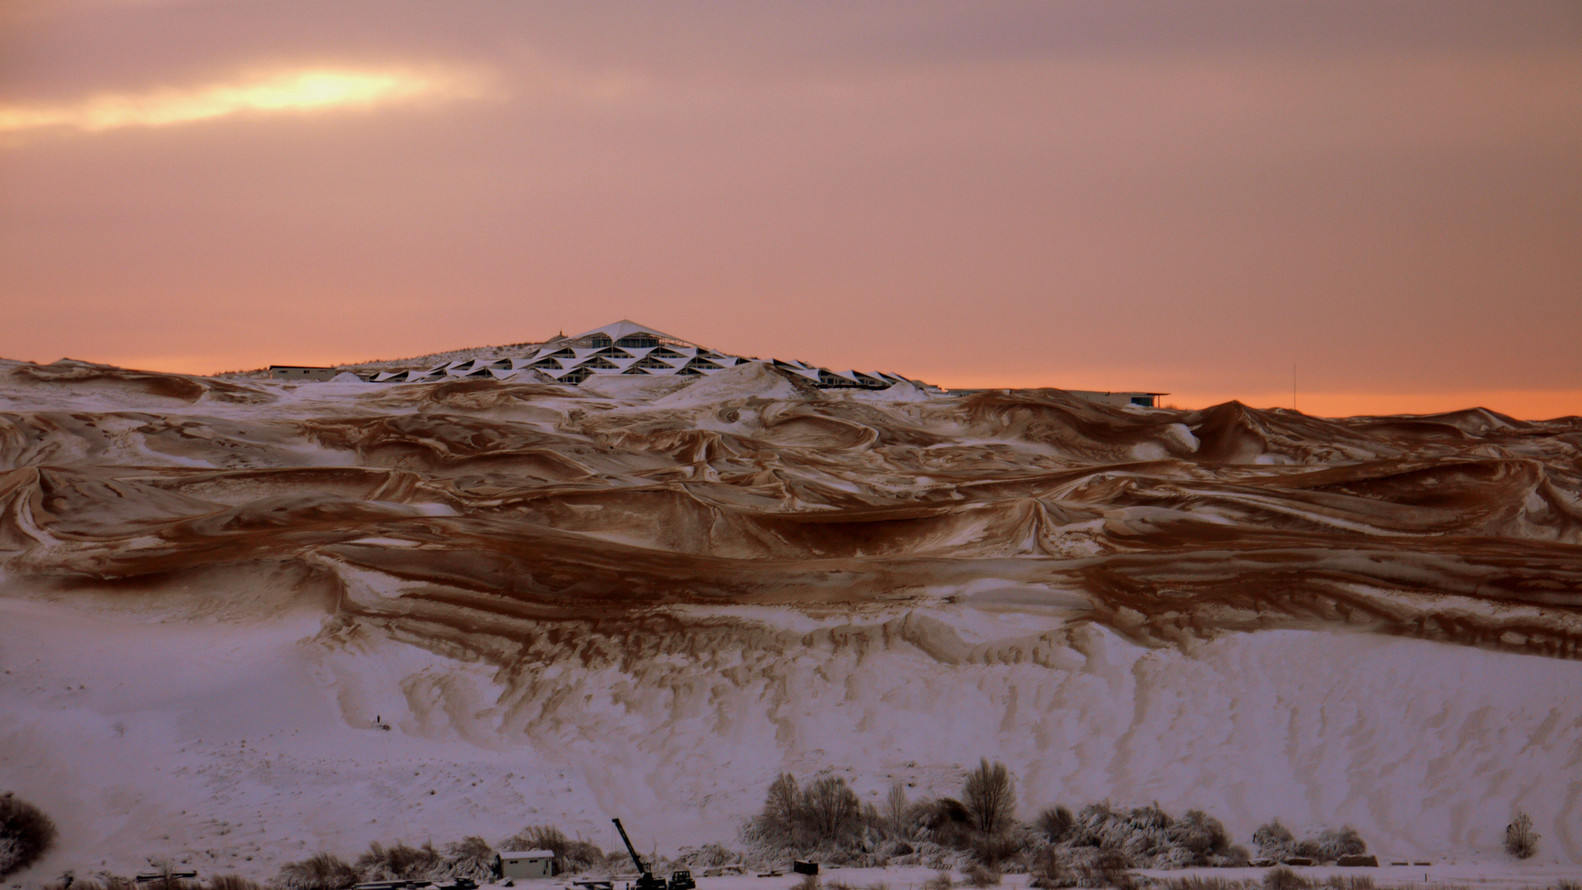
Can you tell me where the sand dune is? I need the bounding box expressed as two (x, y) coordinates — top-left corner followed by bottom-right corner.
(1, 359), (1579, 874)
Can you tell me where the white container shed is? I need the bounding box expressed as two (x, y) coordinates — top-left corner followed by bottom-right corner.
(499, 850), (555, 879)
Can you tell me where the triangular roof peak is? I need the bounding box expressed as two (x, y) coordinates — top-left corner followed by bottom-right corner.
(572, 319), (693, 345)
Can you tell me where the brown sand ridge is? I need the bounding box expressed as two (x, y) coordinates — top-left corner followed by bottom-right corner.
(1, 359), (1579, 662)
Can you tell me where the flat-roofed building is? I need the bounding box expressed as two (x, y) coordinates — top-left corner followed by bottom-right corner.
(268, 365), (338, 382)
(1065, 390), (1169, 408)
(497, 850), (555, 879)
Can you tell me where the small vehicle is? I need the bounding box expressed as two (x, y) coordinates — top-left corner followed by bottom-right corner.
(667, 871), (695, 890)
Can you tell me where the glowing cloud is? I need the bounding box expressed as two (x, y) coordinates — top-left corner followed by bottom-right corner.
(0, 66), (485, 138)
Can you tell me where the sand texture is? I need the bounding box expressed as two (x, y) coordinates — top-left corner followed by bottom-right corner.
(1, 359), (1579, 875)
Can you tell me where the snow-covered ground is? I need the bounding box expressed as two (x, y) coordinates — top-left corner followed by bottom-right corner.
(4, 592), (1578, 878)
(480, 866), (1582, 890)
(2, 359), (1580, 882)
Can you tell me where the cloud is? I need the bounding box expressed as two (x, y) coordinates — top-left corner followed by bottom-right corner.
(0, 64), (487, 140)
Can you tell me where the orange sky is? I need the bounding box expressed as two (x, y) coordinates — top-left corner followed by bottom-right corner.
(2, 2), (1579, 419)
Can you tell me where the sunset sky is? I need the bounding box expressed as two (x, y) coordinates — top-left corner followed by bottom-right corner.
(2, 1), (1579, 418)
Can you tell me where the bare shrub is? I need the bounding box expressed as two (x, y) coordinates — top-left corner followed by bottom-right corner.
(1262, 867), (1309, 890)
(1070, 802), (1119, 848)
(1076, 849), (1130, 890)
(1127, 805), (1171, 832)
(914, 798), (975, 850)
(1166, 810), (1226, 862)
(923, 870), (954, 890)
(968, 831), (1021, 867)
(0, 793), (58, 879)
(1045, 801), (1239, 870)
(1311, 827), (1365, 863)
(1505, 810), (1538, 860)
(208, 875), (263, 890)
(441, 837), (496, 881)
(963, 864), (1000, 887)
(792, 875), (820, 890)
(676, 844), (737, 868)
(1252, 822), (1295, 862)
(962, 760), (1016, 837)
(1029, 849), (1074, 889)
(274, 853), (359, 890)
(356, 842), (440, 881)
(1037, 807), (1074, 844)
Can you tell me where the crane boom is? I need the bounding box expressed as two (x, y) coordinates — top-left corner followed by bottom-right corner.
(611, 818), (648, 875)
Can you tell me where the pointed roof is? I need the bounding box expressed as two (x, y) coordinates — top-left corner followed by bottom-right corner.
(571, 319), (693, 345)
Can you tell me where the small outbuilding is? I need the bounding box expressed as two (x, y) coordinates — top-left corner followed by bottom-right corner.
(498, 850), (556, 879)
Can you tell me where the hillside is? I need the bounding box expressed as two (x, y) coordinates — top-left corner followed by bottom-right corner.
(1, 357), (1579, 878)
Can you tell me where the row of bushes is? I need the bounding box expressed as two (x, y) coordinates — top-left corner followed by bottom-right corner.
(275, 826), (638, 890)
(0, 785), (1549, 886)
(743, 760), (1387, 878)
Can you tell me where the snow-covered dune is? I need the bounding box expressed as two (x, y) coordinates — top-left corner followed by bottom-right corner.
(1, 359), (1579, 875)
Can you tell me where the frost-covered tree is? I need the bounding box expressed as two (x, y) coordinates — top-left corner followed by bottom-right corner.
(803, 776), (861, 843)
(886, 782), (910, 837)
(754, 773), (805, 846)
(962, 759), (1016, 837)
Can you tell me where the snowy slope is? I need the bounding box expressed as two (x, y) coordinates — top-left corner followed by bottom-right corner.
(1, 358), (1579, 877)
